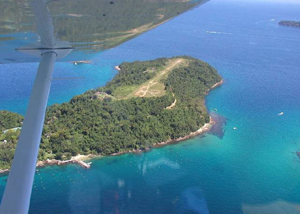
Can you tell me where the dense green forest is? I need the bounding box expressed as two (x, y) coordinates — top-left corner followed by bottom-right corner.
(0, 111), (23, 132)
(0, 56), (221, 169)
(0, 112), (23, 169)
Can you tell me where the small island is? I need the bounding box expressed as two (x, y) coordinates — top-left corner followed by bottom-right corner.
(279, 21), (300, 28)
(0, 56), (222, 172)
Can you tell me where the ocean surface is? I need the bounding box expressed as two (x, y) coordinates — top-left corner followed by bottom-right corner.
(1, 0), (300, 213)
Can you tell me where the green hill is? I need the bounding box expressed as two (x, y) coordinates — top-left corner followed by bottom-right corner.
(0, 56), (221, 169)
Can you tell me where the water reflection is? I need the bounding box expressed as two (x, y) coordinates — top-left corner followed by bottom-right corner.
(0, 0), (207, 63)
(18, 141), (300, 214)
(178, 187), (209, 214)
(242, 201), (300, 214)
(138, 157), (180, 176)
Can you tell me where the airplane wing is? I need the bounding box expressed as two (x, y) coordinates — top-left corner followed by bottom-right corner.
(30, 0), (56, 48)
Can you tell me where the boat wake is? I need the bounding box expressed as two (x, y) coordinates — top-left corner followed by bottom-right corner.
(206, 31), (233, 35)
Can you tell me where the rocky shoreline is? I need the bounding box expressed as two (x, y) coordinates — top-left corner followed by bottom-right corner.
(154, 119), (214, 147)
(0, 155), (94, 174)
(110, 117), (214, 157)
(33, 118), (213, 171)
(0, 80), (223, 174)
(0, 118), (215, 175)
(36, 156), (92, 169)
(208, 79), (224, 92)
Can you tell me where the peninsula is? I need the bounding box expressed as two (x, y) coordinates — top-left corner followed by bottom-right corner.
(0, 56), (222, 172)
(279, 21), (300, 28)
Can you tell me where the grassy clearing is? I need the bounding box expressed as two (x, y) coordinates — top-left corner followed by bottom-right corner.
(128, 58), (187, 98)
(144, 82), (166, 98)
(112, 85), (139, 99)
(106, 58), (188, 100)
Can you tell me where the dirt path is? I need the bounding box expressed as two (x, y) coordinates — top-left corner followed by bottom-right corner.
(135, 59), (184, 97)
(166, 98), (177, 109)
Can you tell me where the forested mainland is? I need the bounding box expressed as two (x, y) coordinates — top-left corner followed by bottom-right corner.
(1, 0), (207, 51)
(0, 56), (221, 170)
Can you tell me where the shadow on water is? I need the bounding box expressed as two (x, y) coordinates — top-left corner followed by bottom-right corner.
(208, 112), (227, 139)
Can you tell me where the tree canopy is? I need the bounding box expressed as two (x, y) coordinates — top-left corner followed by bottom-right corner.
(0, 56), (221, 169)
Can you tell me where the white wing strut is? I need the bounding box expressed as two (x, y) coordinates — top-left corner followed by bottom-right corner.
(0, 0), (72, 213)
(0, 52), (56, 214)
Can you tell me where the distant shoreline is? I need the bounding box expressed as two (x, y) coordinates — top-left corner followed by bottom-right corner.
(0, 79), (223, 174)
(278, 20), (300, 28)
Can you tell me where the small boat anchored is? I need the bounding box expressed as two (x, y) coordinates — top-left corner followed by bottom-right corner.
(277, 112), (284, 116)
(72, 60), (91, 65)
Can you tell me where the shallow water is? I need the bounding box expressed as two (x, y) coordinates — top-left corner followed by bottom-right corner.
(1, 0), (300, 213)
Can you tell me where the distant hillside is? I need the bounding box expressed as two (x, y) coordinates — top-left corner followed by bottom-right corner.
(0, 0), (208, 52)
(279, 21), (300, 28)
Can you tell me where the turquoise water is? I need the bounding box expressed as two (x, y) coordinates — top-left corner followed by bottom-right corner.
(0, 54), (118, 115)
(1, 0), (300, 213)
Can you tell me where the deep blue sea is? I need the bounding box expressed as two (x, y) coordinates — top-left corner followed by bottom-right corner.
(1, 0), (300, 213)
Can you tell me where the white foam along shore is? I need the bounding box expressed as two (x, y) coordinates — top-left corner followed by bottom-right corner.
(35, 155), (92, 169)
(0, 155), (95, 174)
(0, 80), (223, 174)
